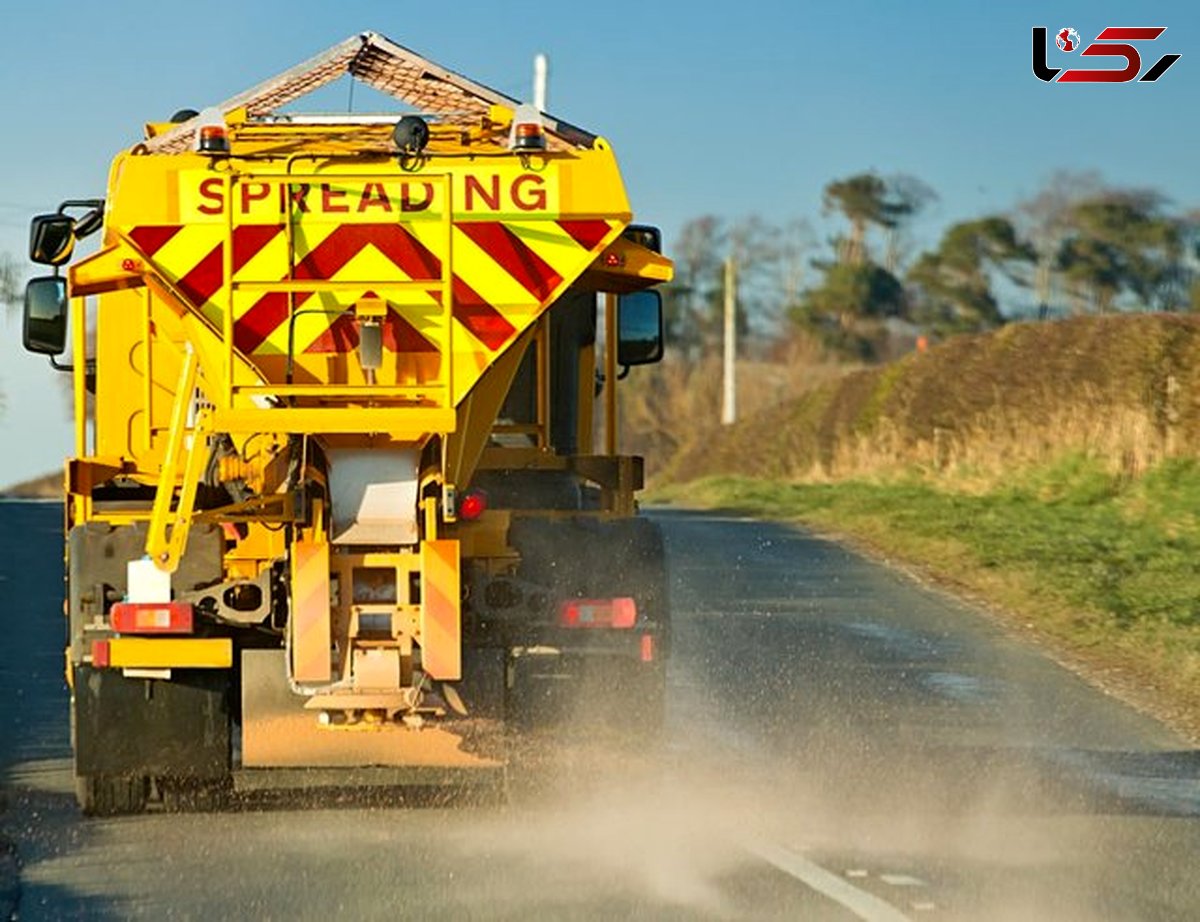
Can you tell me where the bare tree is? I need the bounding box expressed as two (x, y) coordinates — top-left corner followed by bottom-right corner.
(1014, 170), (1107, 314)
(0, 252), (19, 416)
(666, 215), (727, 360)
(0, 252), (20, 309)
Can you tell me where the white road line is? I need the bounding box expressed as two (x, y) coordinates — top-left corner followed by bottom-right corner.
(750, 843), (913, 922)
(880, 874), (926, 887)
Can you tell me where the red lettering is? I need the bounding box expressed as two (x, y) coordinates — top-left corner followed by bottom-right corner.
(280, 183), (311, 213)
(511, 174), (547, 212)
(321, 183), (349, 213)
(197, 177), (224, 215)
(464, 175), (501, 211)
(240, 182), (271, 213)
(401, 182), (433, 213)
(357, 182), (393, 213)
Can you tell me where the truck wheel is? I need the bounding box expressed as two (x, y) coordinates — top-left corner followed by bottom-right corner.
(160, 778), (230, 813)
(75, 775), (148, 817)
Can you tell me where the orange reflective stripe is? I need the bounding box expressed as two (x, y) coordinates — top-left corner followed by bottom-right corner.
(420, 540), (461, 681)
(290, 540), (331, 683)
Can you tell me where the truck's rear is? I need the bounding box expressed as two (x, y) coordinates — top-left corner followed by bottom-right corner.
(21, 32), (673, 813)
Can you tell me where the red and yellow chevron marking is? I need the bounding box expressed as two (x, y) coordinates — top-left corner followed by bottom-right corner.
(290, 539), (332, 684)
(419, 539), (461, 681)
(123, 210), (621, 404)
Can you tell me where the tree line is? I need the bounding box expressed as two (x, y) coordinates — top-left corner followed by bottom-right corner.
(664, 171), (1200, 362)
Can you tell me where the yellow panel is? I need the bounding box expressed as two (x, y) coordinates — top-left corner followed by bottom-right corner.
(505, 219), (619, 278)
(213, 406), (456, 436)
(233, 228), (288, 285)
(442, 223), (538, 313)
(291, 539), (332, 684)
(420, 539), (461, 680)
(75, 139), (668, 487)
(107, 638), (232, 669)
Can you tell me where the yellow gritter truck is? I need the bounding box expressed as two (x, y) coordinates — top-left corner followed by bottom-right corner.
(21, 32), (673, 814)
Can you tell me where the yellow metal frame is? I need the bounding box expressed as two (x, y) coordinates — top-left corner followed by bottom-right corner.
(145, 346), (205, 570)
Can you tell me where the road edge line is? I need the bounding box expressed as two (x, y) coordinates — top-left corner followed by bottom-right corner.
(748, 842), (912, 922)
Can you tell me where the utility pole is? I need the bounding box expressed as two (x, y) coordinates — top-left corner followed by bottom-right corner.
(721, 256), (737, 426)
(533, 53), (549, 112)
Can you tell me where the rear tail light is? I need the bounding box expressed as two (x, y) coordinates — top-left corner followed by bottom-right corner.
(110, 600), (194, 635)
(458, 488), (488, 521)
(640, 634), (655, 662)
(559, 597), (637, 629)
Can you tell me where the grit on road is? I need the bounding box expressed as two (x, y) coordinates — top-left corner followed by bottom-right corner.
(3, 501), (1200, 920)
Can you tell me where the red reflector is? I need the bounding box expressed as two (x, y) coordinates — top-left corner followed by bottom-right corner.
(110, 601), (194, 635)
(604, 252), (623, 268)
(640, 634), (655, 663)
(559, 597), (637, 629)
(458, 489), (488, 521)
(92, 640), (110, 668)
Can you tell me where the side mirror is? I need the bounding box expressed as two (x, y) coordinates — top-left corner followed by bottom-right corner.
(29, 214), (77, 266)
(24, 276), (69, 356)
(622, 224), (662, 254)
(617, 289), (664, 367)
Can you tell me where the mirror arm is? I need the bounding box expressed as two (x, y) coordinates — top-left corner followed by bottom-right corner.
(48, 357), (95, 374)
(58, 199), (104, 216)
(58, 199), (106, 240)
(617, 365), (631, 381)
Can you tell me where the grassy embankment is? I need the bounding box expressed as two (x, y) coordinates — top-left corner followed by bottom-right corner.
(653, 315), (1200, 736)
(0, 472), (60, 499)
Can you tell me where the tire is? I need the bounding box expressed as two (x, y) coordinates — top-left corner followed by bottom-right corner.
(160, 778), (231, 813)
(76, 775), (148, 817)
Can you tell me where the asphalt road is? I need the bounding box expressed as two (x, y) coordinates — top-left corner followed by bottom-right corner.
(3, 501), (1200, 920)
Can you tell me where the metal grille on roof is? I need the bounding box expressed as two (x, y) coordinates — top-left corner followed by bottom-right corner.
(144, 32), (592, 154)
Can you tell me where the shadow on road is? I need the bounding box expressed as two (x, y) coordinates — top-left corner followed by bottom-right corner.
(1, 771), (126, 921)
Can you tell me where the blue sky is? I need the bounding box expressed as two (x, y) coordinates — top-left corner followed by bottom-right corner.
(0, 0), (1196, 484)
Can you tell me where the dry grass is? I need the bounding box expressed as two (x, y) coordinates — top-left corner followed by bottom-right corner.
(622, 332), (854, 483)
(667, 315), (1200, 487)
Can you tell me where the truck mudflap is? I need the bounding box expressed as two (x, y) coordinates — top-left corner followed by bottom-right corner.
(240, 650), (505, 774)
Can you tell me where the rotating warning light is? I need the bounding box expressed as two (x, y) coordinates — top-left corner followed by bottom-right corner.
(509, 103), (546, 151)
(194, 107), (230, 154)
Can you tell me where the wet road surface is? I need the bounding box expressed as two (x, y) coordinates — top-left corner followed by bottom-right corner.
(3, 501), (1200, 920)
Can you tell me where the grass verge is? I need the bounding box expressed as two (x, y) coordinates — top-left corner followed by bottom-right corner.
(653, 455), (1200, 740)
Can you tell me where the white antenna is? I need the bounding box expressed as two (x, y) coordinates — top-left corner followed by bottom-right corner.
(533, 53), (549, 113)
